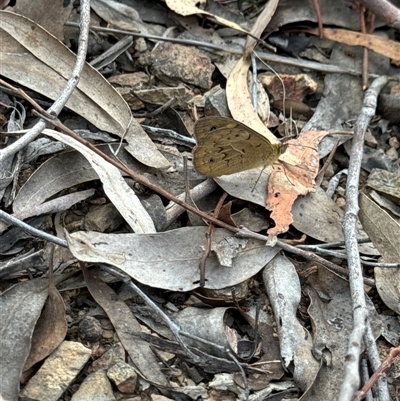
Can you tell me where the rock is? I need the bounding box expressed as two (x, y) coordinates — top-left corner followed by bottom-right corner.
(71, 370), (116, 401)
(79, 316), (103, 342)
(84, 203), (124, 233)
(204, 86), (230, 117)
(20, 341), (91, 401)
(137, 43), (214, 89)
(89, 343), (125, 373)
(151, 395), (174, 401)
(108, 72), (151, 90)
(107, 361), (137, 393)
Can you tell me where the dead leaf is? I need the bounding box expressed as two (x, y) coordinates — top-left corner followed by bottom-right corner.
(262, 254), (320, 391)
(268, 0), (361, 32)
(226, 52), (279, 146)
(66, 227), (281, 291)
(359, 193), (400, 314)
(291, 186), (378, 256)
(12, 143), (141, 215)
(9, 0), (73, 40)
(175, 307), (244, 359)
(307, 28), (400, 65)
(0, 189), (95, 234)
(225, 0), (279, 140)
(165, 0), (259, 40)
(91, 0), (164, 36)
(243, 0), (279, 54)
(23, 278), (68, 371)
(0, 278), (49, 400)
(366, 168), (400, 205)
(266, 131), (329, 238)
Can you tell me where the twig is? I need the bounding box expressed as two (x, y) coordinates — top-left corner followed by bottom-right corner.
(353, 346), (400, 401)
(251, 52), (258, 111)
(141, 125), (196, 146)
(0, 0), (91, 164)
(131, 97), (175, 118)
(315, 139), (340, 186)
(164, 179), (219, 229)
(0, 209), (67, 248)
(360, 359), (373, 401)
(362, 323), (389, 400)
(295, 245), (400, 268)
(298, 238), (371, 249)
(0, 79), (48, 116)
(359, 5), (369, 91)
(326, 169), (348, 198)
(338, 75), (389, 401)
(312, 0), (324, 38)
(357, 0), (400, 30)
(198, 192), (228, 287)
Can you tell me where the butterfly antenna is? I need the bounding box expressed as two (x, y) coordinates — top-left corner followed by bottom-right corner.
(251, 166), (266, 193)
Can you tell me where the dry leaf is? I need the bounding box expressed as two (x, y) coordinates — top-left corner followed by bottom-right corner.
(359, 193), (400, 314)
(266, 131), (329, 238)
(91, 0), (163, 36)
(165, 0), (256, 39)
(23, 279), (68, 372)
(308, 28), (400, 65)
(9, 0), (73, 40)
(243, 0), (279, 54)
(0, 279), (49, 400)
(302, 266), (381, 399)
(225, 0), (280, 144)
(0, 189), (95, 234)
(262, 254), (319, 391)
(226, 57), (279, 144)
(12, 143), (142, 215)
(291, 186), (378, 256)
(66, 227), (281, 291)
(0, 11), (170, 169)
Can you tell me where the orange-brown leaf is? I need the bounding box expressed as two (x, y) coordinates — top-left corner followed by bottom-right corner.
(266, 131), (331, 239)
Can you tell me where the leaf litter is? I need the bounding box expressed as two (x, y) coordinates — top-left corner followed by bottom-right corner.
(0, 0), (400, 400)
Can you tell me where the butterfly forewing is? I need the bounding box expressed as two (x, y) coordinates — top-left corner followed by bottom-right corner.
(193, 117), (282, 177)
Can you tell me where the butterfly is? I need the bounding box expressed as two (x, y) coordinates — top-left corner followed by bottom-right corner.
(192, 116), (286, 177)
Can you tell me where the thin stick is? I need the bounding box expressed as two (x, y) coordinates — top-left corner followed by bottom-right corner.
(0, 0), (91, 164)
(312, 0), (324, 38)
(353, 346), (400, 401)
(198, 192), (228, 287)
(315, 139), (340, 186)
(338, 76), (389, 401)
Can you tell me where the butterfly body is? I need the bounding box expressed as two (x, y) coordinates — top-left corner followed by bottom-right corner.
(192, 117), (283, 177)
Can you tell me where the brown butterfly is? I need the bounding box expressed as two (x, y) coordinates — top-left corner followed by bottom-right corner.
(192, 116), (286, 176)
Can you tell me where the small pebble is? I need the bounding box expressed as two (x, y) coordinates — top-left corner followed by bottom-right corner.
(79, 316), (103, 342)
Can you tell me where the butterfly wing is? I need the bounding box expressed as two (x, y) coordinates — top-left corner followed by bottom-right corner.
(193, 117), (281, 177)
